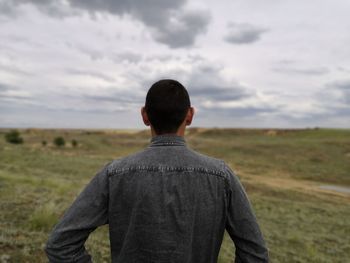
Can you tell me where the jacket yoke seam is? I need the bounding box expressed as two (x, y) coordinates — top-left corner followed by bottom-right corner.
(107, 166), (228, 182)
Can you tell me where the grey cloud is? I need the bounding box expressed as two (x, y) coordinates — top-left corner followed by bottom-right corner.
(73, 45), (104, 61)
(113, 51), (143, 64)
(70, 0), (210, 48)
(1, 34), (45, 51)
(272, 60), (329, 75)
(67, 91), (144, 113)
(190, 85), (249, 102)
(187, 54), (205, 63)
(10, 0), (78, 18)
(0, 93), (29, 100)
(7, 85), (141, 113)
(145, 54), (176, 62)
(200, 105), (276, 118)
(332, 107), (350, 116)
(59, 84), (145, 106)
(186, 64), (251, 102)
(273, 66), (329, 75)
(44, 105), (127, 114)
(330, 80), (350, 104)
(277, 59), (295, 65)
(0, 1), (16, 17)
(9, 0), (210, 48)
(0, 83), (11, 92)
(224, 22), (268, 44)
(69, 0), (187, 22)
(309, 80), (350, 123)
(335, 81), (350, 91)
(337, 67), (350, 73)
(0, 82), (30, 101)
(82, 92), (144, 104)
(65, 69), (115, 82)
(71, 43), (143, 64)
(152, 10), (211, 48)
(322, 105), (350, 117)
(0, 63), (32, 76)
(32, 1), (77, 18)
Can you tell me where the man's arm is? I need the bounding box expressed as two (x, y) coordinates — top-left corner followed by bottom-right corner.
(224, 164), (269, 263)
(44, 163), (110, 263)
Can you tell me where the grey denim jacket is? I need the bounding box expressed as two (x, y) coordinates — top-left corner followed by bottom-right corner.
(45, 134), (269, 263)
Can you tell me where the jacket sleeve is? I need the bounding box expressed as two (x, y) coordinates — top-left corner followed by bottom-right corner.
(224, 163), (269, 263)
(44, 163), (110, 263)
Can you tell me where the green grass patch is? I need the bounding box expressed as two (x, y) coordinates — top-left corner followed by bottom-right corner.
(28, 202), (59, 232)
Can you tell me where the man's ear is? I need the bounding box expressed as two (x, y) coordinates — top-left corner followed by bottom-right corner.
(141, 107), (150, 126)
(185, 107), (195, 126)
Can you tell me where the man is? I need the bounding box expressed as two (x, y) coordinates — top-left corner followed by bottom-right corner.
(45, 79), (269, 262)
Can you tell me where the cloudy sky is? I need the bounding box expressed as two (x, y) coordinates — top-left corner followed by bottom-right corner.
(0, 0), (349, 129)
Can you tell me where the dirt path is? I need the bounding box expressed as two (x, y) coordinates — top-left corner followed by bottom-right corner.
(242, 174), (350, 201)
(318, 185), (350, 194)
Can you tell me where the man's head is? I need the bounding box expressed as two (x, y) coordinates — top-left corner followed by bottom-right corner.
(141, 79), (194, 135)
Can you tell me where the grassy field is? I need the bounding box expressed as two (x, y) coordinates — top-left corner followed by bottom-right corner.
(0, 128), (349, 262)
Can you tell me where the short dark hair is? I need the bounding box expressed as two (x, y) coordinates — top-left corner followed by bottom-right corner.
(145, 79), (191, 134)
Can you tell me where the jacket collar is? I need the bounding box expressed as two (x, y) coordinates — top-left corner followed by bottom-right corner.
(149, 134), (186, 147)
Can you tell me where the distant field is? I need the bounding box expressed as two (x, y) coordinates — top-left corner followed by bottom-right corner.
(0, 128), (349, 262)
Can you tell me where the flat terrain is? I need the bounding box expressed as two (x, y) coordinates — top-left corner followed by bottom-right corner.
(0, 128), (349, 262)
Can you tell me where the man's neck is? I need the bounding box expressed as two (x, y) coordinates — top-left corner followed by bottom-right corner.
(151, 127), (185, 137)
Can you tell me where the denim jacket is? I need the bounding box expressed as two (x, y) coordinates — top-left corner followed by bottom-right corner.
(45, 134), (269, 263)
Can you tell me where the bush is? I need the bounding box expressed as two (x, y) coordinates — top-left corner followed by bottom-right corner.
(4, 130), (23, 144)
(53, 137), (65, 147)
(71, 139), (78, 147)
(28, 202), (58, 231)
(42, 140), (47, 146)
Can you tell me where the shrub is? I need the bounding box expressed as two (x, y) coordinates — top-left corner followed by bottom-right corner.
(42, 140), (47, 146)
(71, 139), (78, 147)
(28, 202), (58, 231)
(53, 137), (65, 147)
(4, 130), (23, 144)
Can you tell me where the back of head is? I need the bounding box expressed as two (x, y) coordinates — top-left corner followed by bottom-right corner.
(145, 79), (191, 134)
